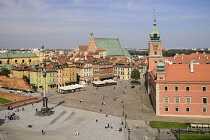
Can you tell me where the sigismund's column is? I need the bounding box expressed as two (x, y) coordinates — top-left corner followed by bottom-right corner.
(41, 63), (49, 112)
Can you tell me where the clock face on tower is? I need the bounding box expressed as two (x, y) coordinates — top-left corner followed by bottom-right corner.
(153, 45), (158, 50)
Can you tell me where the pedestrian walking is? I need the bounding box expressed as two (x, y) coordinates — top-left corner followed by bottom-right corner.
(74, 131), (77, 136)
(136, 125), (139, 129)
(42, 130), (45, 135)
(36, 108), (38, 112)
(96, 118), (98, 123)
(93, 106), (95, 109)
(76, 131), (79, 135)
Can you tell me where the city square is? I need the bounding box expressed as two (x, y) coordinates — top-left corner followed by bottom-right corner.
(1, 80), (209, 140)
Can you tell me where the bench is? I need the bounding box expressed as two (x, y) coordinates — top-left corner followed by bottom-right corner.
(190, 124), (197, 128)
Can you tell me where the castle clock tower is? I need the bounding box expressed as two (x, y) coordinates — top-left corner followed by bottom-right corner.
(148, 9), (163, 71)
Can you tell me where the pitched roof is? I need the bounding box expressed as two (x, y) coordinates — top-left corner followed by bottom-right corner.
(96, 47), (106, 51)
(164, 64), (210, 82)
(164, 53), (210, 64)
(94, 38), (124, 56)
(123, 50), (131, 59)
(75, 53), (84, 58)
(0, 53), (38, 58)
(78, 45), (88, 52)
(87, 52), (94, 56)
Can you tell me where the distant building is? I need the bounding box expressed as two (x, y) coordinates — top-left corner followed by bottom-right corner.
(74, 33), (131, 59)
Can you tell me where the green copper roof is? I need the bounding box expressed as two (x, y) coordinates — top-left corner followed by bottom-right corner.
(123, 50), (131, 59)
(0, 53), (38, 59)
(157, 61), (165, 67)
(94, 38), (124, 56)
(150, 9), (161, 40)
(0, 63), (13, 70)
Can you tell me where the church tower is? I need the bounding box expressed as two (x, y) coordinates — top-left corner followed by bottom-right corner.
(148, 9), (163, 71)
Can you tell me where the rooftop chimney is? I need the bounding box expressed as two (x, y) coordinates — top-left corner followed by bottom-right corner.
(190, 62), (194, 73)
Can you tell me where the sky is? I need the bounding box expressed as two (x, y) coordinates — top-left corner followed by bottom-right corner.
(0, 0), (210, 50)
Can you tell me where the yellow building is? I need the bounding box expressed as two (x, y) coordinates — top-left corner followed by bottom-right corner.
(0, 53), (39, 65)
(62, 62), (77, 86)
(11, 64), (32, 79)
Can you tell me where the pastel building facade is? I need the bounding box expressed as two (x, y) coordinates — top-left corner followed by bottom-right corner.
(147, 11), (210, 117)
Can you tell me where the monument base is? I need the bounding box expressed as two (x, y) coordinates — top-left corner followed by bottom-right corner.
(35, 107), (54, 116)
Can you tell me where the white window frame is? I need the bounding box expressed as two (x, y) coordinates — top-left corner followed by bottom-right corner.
(186, 97), (191, 104)
(202, 97), (208, 104)
(202, 107), (207, 112)
(186, 107), (190, 112)
(174, 96), (180, 104)
(164, 96), (169, 103)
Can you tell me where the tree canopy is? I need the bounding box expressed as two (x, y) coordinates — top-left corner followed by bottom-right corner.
(131, 68), (140, 81)
(22, 75), (30, 84)
(0, 67), (10, 77)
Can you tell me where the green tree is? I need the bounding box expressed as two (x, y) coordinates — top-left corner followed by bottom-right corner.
(131, 68), (140, 81)
(22, 75), (30, 84)
(0, 67), (10, 77)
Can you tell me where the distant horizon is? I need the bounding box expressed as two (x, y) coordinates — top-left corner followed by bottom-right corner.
(0, 0), (209, 50)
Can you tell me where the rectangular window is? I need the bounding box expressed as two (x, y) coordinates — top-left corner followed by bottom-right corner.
(164, 107), (169, 111)
(203, 86), (206, 91)
(186, 97), (191, 104)
(202, 97), (208, 104)
(164, 86), (168, 91)
(186, 107), (190, 112)
(174, 96), (180, 103)
(202, 107), (207, 112)
(175, 107), (179, 112)
(164, 96), (169, 103)
(186, 86), (190, 91)
(175, 86), (179, 91)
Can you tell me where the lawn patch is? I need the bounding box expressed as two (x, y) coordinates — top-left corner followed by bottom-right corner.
(0, 97), (12, 105)
(149, 121), (189, 128)
(179, 134), (210, 140)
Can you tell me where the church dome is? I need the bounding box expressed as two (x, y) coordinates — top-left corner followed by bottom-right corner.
(157, 61), (165, 67)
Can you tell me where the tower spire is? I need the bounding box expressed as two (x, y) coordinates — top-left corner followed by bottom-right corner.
(150, 9), (160, 40)
(153, 9), (156, 27)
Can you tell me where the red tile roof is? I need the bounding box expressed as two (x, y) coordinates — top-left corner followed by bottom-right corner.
(96, 47), (106, 51)
(164, 53), (210, 64)
(164, 64), (210, 82)
(75, 53), (84, 58)
(78, 45), (88, 51)
(87, 52), (94, 56)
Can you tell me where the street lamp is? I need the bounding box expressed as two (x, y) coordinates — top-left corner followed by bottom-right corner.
(158, 128), (160, 140)
(122, 105), (124, 116)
